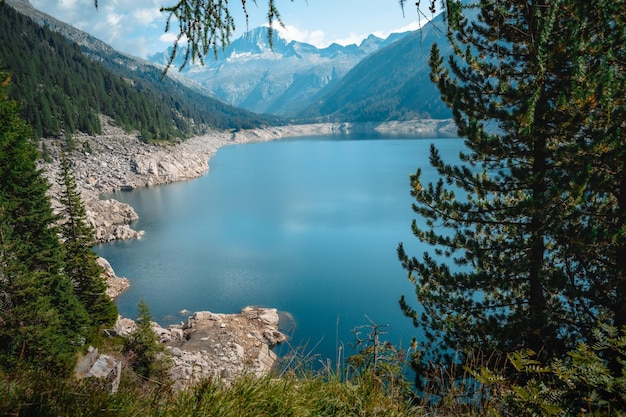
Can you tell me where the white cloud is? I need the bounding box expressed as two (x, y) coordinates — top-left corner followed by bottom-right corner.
(275, 25), (327, 47)
(305, 30), (327, 47)
(373, 20), (423, 38)
(106, 12), (122, 26)
(132, 7), (162, 26)
(59, 0), (79, 10)
(332, 32), (369, 47)
(159, 32), (180, 44)
(275, 25), (364, 48)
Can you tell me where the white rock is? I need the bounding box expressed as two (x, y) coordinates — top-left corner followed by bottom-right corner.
(171, 328), (184, 341)
(233, 343), (245, 359)
(113, 317), (136, 337)
(169, 347), (184, 357)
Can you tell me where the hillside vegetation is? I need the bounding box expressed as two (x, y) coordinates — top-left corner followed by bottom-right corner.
(0, 3), (278, 141)
(300, 18), (451, 122)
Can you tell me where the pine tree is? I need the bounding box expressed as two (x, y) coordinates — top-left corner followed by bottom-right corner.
(541, 2), (626, 381)
(123, 299), (168, 381)
(551, 1), (626, 334)
(58, 151), (118, 328)
(0, 71), (88, 375)
(397, 0), (624, 367)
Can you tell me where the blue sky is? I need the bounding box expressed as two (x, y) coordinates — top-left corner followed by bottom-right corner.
(30, 0), (439, 59)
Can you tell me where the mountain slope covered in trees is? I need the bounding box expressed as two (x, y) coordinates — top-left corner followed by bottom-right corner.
(300, 17), (451, 122)
(0, 2), (279, 141)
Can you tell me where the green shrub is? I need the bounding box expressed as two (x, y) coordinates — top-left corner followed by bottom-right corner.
(470, 324), (626, 416)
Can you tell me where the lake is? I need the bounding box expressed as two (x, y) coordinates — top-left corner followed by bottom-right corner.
(94, 134), (463, 365)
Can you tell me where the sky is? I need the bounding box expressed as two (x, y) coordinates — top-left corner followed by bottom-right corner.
(29, 0), (438, 59)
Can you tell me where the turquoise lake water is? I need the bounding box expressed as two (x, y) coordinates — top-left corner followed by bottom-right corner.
(94, 134), (463, 363)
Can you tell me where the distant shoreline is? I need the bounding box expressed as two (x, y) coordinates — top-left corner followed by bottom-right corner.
(43, 118), (455, 243)
(41, 118), (454, 294)
(43, 118), (456, 243)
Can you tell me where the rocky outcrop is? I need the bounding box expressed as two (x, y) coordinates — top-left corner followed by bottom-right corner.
(164, 307), (287, 390)
(112, 307), (287, 390)
(97, 257), (130, 299)
(86, 199), (143, 242)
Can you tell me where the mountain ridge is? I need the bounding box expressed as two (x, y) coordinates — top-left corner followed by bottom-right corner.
(11, 0), (451, 128)
(148, 26), (411, 116)
(299, 15), (452, 121)
(4, 0), (279, 139)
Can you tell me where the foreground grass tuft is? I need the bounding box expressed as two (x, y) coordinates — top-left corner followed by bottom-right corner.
(3, 324), (625, 416)
(170, 373), (416, 417)
(0, 369), (418, 417)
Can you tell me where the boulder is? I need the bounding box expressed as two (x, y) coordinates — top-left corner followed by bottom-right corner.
(170, 328), (184, 341)
(113, 316), (136, 337)
(164, 307), (288, 390)
(97, 257), (130, 299)
(74, 346), (122, 393)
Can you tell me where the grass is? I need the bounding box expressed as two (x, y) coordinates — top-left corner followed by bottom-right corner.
(4, 324), (625, 416)
(0, 367), (420, 417)
(170, 373), (418, 417)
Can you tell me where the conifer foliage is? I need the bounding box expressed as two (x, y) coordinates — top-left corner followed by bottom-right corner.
(0, 70), (119, 375)
(58, 152), (118, 328)
(398, 0), (626, 369)
(0, 72), (89, 375)
(552, 1), (626, 337)
(123, 299), (168, 381)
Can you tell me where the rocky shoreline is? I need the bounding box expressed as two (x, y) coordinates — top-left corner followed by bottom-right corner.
(112, 307), (287, 390)
(77, 306), (287, 391)
(42, 119), (337, 242)
(42, 118), (454, 243)
(42, 118), (453, 387)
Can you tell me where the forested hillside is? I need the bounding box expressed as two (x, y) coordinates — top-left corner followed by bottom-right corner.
(0, 69), (117, 375)
(0, 3), (277, 141)
(300, 19), (451, 122)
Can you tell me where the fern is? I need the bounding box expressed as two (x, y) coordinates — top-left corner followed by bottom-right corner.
(468, 325), (626, 415)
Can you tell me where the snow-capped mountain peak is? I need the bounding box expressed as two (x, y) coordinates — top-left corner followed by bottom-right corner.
(148, 26), (410, 116)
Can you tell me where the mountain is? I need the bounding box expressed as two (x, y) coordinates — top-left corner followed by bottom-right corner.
(10, 0), (451, 129)
(300, 16), (452, 122)
(4, 0), (280, 140)
(149, 27), (409, 116)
